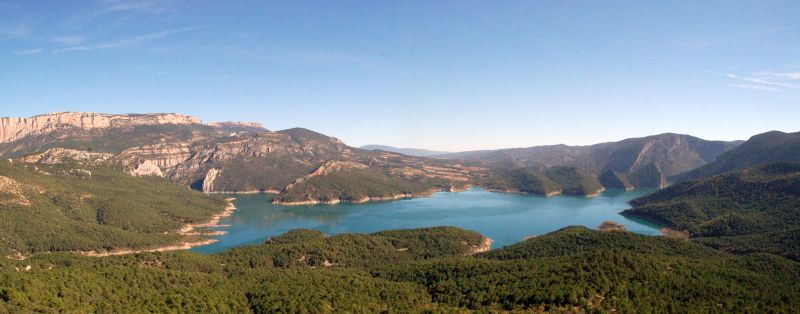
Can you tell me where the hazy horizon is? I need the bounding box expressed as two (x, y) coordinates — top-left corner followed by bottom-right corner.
(3, 1), (799, 151)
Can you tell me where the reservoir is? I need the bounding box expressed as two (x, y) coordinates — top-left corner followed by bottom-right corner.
(191, 187), (661, 254)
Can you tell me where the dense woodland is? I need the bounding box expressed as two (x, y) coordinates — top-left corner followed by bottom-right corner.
(623, 162), (800, 260)
(1, 226), (797, 313)
(0, 160), (225, 256)
(478, 166), (604, 196)
(273, 166), (462, 204)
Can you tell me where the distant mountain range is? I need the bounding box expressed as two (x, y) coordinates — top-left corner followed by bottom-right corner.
(6, 111), (799, 199)
(360, 145), (450, 157)
(442, 133), (741, 191)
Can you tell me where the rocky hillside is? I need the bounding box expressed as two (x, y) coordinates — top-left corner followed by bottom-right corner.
(0, 112), (472, 203)
(676, 130), (800, 181)
(446, 133), (739, 190)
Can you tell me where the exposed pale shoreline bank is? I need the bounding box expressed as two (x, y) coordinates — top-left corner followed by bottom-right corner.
(484, 186), (606, 198)
(79, 198), (238, 257)
(272, 185), (472, 206)
(205, 190), (280, 195)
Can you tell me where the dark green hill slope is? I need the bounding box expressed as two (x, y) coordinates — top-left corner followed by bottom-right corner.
(0, 160), (226, 256)
(3, 226), (796, 312)
(623, 162), (800, 260)
(271, 161), (463, 204)
(478, 166), (603, 196)
(375, 226), (799, 312)
(676, 130), (800, 181)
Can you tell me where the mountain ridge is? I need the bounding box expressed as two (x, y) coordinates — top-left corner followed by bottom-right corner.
(0, 113), (473, 203)
(444, 133), (741, 190)
(0, 112), (753, 198)
(675, 130), (800, 181)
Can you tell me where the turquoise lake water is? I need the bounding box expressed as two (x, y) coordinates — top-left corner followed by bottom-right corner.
(191, 187), (662, 254)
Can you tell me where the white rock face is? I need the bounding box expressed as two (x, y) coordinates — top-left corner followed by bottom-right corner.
(129, 160), (164, 177)
(118, 143), (192, 169)
(202, 168), (220, 192)
(20, 148), (114, 164)
(0, 112), (202, 143)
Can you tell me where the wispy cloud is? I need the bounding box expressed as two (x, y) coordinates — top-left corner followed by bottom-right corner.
(727, 84), (781, 92)
(0, 24), (30, 38)
(52, 35), (86, 45)
(96, 0), (169, 14)
(228, 48), (367, 66)
(98, 27), (195, 49)
(11, 48), (43, 55)
(53, 46), (93, 53)
(768, 71), (800, 80)
(52, 27), (196, 53)
(63, 0), (177, 30)
(721, 70), (800, 92)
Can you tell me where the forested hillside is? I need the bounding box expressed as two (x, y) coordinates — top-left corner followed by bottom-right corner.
(623, 162), (800, 260)
(0, 160), (226, 256)
(477, 166), (604, 196)
(1, 226), (797, 312)
(676, 130), (800, 181)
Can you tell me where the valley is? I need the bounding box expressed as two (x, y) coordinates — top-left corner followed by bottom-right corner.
(1, 112), (799, 312)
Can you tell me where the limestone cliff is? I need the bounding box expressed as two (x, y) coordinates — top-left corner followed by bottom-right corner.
(129, 160), (164, 177)
(202, 168), (220, 192)
(0, 112), (202, 143)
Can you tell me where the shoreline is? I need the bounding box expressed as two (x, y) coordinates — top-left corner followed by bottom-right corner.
(272, 185), (471, 206)
(79, 198), (238, 257)
(484, 186), (607, 198)
(205, 190), (280, 195)
(483, 188), (564, 197)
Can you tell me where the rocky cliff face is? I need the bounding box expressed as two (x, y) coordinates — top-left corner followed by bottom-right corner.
(0, 112), (202, 143)
(3, 113), (469, 199)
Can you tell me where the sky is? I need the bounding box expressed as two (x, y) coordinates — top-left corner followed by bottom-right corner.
(1, 1), (799, 151)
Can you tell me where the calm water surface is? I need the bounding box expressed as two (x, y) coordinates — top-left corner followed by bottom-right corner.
(191, 187), (661, 254)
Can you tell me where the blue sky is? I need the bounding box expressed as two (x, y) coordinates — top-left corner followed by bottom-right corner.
(1, 1), (799, 151)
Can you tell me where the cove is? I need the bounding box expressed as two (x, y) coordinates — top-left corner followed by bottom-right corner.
(191, 187), (661, 254)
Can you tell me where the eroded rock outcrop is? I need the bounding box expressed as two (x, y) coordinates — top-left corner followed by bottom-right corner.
(129, 160), (164, 177)
(20, 148), (114, 165)
(202, 168), (220, 192)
